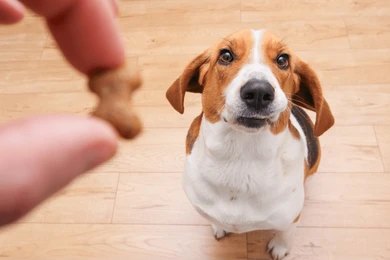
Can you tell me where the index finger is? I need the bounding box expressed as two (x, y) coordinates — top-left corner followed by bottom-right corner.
(20, 0), (124, 75)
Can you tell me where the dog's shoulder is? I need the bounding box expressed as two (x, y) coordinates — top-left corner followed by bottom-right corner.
(186, 112), (203, 154)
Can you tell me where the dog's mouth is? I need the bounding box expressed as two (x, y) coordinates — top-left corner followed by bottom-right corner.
(236, 116), (269, 129)
(222, 105), (283, 131)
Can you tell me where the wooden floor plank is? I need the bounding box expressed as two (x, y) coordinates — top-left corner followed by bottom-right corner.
(0, 1), (390, 259)
(45, 19), (351, 56)
(0, 224), (247, 260)
(318, 126), (384, 173)
(241, 0), (390, 22)
(109, 171), (390, 228)
(326, 84), (390, 126)
(112, 173), (207, 225)
(346, 17), (390, 49)
(247, 227), (390, 260)
(0, 17), (47, 62)
(374, 126), (390, 172)
(19, 173), (119, 224)
(118, 0), (241, 27)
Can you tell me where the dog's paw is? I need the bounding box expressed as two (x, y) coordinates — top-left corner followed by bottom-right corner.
(267, 235), (289, 260)
(212, 224), (227, 240)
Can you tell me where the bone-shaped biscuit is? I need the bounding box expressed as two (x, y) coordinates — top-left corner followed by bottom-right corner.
(88, 65), (142, 139)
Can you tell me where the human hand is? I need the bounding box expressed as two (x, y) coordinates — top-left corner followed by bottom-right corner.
(0, 0), (128, 225)
(0, 116), (117, 226)
(0, 0), (125, 75)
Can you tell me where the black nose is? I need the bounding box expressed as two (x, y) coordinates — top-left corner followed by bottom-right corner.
(240, 79), (275, 110)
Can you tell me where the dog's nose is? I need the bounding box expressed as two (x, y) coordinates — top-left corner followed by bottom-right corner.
(240, 79), (275, 110)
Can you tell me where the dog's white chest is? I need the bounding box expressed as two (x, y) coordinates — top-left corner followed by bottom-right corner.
(183, 118), (306, 233)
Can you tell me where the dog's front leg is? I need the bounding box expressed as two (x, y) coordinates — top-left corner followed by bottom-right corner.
(212, 224), (228, 240)
(267, 222), (296, 260)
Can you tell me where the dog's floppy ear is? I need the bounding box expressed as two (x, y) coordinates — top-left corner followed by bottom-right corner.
(166, 51), (209, 113)
(292, 59), (334, 136)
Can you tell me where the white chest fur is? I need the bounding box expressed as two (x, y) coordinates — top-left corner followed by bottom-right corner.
(183, 116), (307, 233)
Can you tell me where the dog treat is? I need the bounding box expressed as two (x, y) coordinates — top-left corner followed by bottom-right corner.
(88, 65), (142, 139)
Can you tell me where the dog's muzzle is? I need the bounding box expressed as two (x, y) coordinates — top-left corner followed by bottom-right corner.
(236, 79), (275, 128)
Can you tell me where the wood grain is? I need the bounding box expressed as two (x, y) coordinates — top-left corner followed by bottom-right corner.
(0, 224), (247, 260)
(346, 17), (390, 49)
(112, 172), (207, 225)
(247, 227), (390, 260)
(375, 126), (390, 172)
(241, 0), (390, 22)
(20, 173), (119, 224)
(118, 0), (241, 27)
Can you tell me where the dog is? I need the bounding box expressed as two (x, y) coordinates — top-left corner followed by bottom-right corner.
(166, 29), (334, 260)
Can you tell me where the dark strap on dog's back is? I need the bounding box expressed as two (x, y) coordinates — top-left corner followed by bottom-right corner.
(291, 106), (319, 169)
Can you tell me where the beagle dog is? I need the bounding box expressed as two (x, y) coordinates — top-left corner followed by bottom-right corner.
(166, 29), (334, 260)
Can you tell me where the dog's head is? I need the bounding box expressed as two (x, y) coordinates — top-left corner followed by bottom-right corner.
(166, 29), (334, 136)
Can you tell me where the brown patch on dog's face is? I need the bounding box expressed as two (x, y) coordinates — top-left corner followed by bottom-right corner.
(261, 31), (334, 136)
(261, 32), (299, 102)
(269, 109), (289, 135)
(261, 33), (299, 136)
(201, 29), (253, 122)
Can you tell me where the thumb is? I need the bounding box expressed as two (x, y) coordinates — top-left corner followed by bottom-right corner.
(0, 115), (118, 226)
(0, 0), (25, 24)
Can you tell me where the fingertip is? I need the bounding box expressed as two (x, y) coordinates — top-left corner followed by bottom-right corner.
(0, 0), (25, 24)
(0, 115), (121, 225)
(0, 114), (120, 174)
(82, 117), (119, 169)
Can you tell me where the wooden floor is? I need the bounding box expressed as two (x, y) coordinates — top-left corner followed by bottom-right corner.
(1, 0), (390, 259)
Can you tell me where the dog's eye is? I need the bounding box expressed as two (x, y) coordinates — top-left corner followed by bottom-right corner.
(276, 54), (289, 70)
(218, 49), (234, 65)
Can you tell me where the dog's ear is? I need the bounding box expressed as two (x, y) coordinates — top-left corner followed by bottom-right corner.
(292, 58), (334, 136)
(166, 51), (209, 113)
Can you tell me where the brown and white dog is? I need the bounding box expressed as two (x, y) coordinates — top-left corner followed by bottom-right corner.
(166, 29), (334, 260)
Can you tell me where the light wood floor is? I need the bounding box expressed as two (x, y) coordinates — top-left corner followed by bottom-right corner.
(1, 1), (390, 259)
